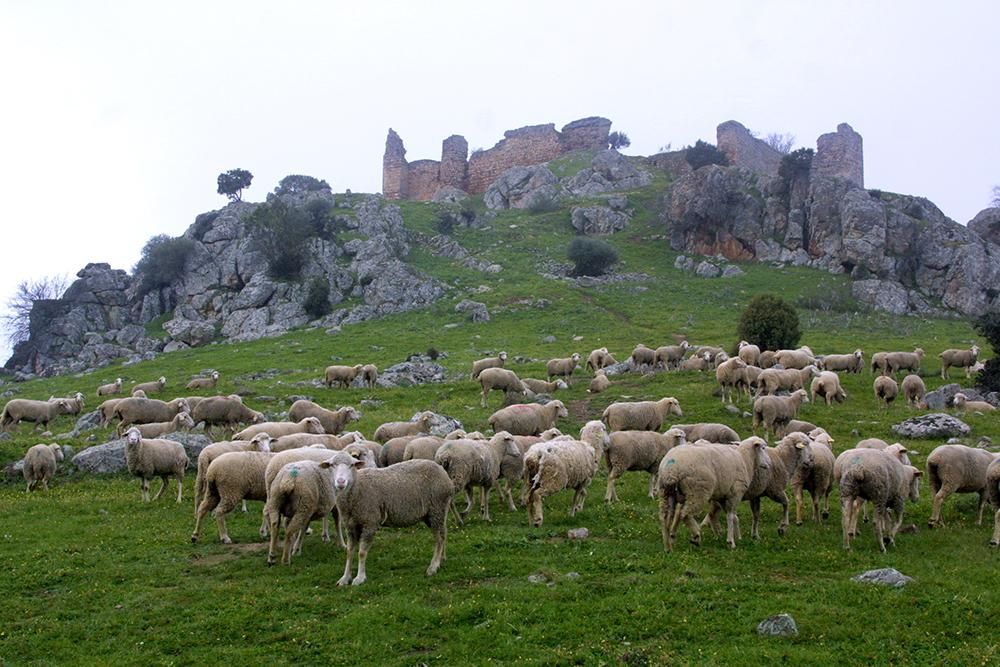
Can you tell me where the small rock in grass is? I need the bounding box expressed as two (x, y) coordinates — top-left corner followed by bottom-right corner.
(564, 572), (580, 580)
(756, 613), (798, 637)
(724, 404), (741, 415)
(567, 528), (589, 540)
(852, 568), (913, 588)
(542, 335), (557, 343)
(527, 573), (548, 584)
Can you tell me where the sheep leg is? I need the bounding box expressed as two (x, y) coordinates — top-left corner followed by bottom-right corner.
(480, 387), (489, 409)
(771, 490), (790, 536)
(241, 500), (248, 513)
(480, 486), (492, 522)
(749, 497), (762, 540)
(448, 496), (464, 527)
(990, 508), (1000, 547)
(175, 475), (183, 504)
(427, 521), (446, 576)
(528, 488), (544, 527)
(141, 478), (151, 503)
(660, 493), (675, 552)
(873, 504), (887, 553)
(321, 515), (331, 543)
(841, 495), (854, 549)
(259, 508), (269, 538)
(647, 472), (658, 499)
(929, 484), (956, 528)
(570, 486), (588, 516)
(191, 493), (220, 543)
(976, 490), (987, 526)
(460, 488), (474, 519)
(352, 527), (377, 585)
(793, 484), (804, 525)
(500, 479), (518, 511)
(152, 476), (169, 502)
(266, 510), (282, 565)
(282, 514), (309, 564)
(337, 526), (359, 585)
(604, 468), (620, 503)
(700, 504), (722, 538)
(723, 501), (739, 549)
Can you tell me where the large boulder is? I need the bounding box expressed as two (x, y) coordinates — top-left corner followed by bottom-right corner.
(968, 207), (1000, 247)
(891, 413), (970, 439)
(484, 165), (561, 210)
(570, 206), (631, 235)
(163, 317), (216, 347)
(71, 432), (210, 474)
(564, 150), (652, 196)
(377, 361), (448, 387)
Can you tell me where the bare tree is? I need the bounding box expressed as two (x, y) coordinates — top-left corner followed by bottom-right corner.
(992, 185), (1000, 207)
(764, 133), (795, 154)
(2, 275), (69, 346)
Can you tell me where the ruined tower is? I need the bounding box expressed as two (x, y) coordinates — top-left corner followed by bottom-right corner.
(812, 123), (864, 188)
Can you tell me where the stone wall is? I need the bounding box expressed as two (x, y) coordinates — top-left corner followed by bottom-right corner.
(406, 160), (443, 201)
(716, 120), (782, 177)
(812, 123), (864, 187)
(466, 124), (565, 194)
(439, 135), (468, 191)
(382, 129), (408, 200)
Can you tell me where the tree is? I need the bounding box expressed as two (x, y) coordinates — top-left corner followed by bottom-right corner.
(608, 131), (631, 150)
(246, 198), (315, 280)
(778, 148), (814, 184)
(302, 278), (332, 319)
(274, 174), (330, 196)
(1, 275), (69, 346)
(974, 312), (1000, 391)
(736, 294), (801, 351)
(685, 140), (729, 170)
(567, 237), (618, 277)
(217, 168), (253, 202)
(764, 133), (795, 154)
(134, 234), (195, 295)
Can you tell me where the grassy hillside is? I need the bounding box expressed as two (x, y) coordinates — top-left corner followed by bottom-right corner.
(1, 179), (997, 665)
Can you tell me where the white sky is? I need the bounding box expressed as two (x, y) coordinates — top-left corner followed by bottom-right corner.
(1, 0), (998, 361)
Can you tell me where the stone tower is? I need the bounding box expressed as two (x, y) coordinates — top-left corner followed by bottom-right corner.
(812, 123), (864, 188)
(439, 135), (468, 191)
(716, 120), (782, 177)
(382, 129), (408, 200)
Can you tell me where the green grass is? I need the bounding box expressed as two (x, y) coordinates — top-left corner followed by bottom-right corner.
(1, 182), (997, 664)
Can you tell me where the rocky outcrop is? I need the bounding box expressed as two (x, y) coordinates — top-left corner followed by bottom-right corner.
(968, 207), (1000, 246)
(563, 150), (652, 196)
(891, 413), (970, 439)
(484, 165), (561, 210)
(570, 205), (631, 236)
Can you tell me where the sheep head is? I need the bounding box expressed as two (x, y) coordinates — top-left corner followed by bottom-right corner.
(322, 451), (365, 491)
(498, 351), (508, 362)
(50, 444), (64, 462)
(905, 466), (923, 502)
(659, 397), (683, 417)
(548, 400), (568, 419)
(250, 433), (272, 452)
(304, 417), (325, 434)
(125, 427), (142, 445)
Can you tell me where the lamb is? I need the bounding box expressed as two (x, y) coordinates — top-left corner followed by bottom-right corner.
(586, 347), (617, 372)
(360, 364), (378, 389)
(402, 435), (446, 462)
(657, 436), (771, 551)
(901, 374), (926, 408)
(546, 353), (581, 383)
(524, 421), (609, 527)
(602, 397), (683, 432)
(883, 348), (925, 376)
(191, 449), (276, 544)
(774, 349), (816, 370)
(373, 411), (435, 443)
(939, 345), (981, 379)
(193, 433), (274, 512)
(134, 411), (196, 439)
(124, 426), (188, 503)
(133, 376), (167, 395)
(265, 457), (345, 565)
(380, 435), (420, 467)
(988, 458), (1000, 547)
(97, 378), (123, 396)
(22, 443), (64, 491)
(287, 400), (360, 435)
(837, 447), (922, 551)
(191, 395), (264, 439)
(715, 357), (748, 404)
(324, 364), (364, 388)
(952, 392), (996, 415)
(672, 423), (740, 444)
(679, 351), (713, 372)
(654, 342), (690, 370)
(819, 349), (864, 374)
(521, 378), (569, 395)
(791, 431), (835, 524)
(488, 400), (568, 436)
(113, 396), (190, 436)
(751, 389), (809, 439)
(873, 375), (898, 408)
(271, 432), (361, 452)
(478, 367), (529, 408)
(1, 398), (72, 432)
(604, 428), (686, 502)
(186, 371), (220, 390)
(234, 417), (325, 441)
(471, 351), (508, 380)
(630, 344), (657, 371)
(434, 431), (520, 521)
(809, 371), (847, 406)
(737, 341), (760, 367)
(926, 444), (997, 527)
(588, 370), (611, 394)
(756, 366), (818, 396)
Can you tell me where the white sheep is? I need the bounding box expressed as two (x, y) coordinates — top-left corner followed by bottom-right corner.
(737, 341), (760, 367)
(471, 351), (508, 380)
(588, 370), (611, 394)
(546, 353), (581, 384)
(757, 366), (818, 395)
(873, 375), (898, 408)
(791, 431), (836, 524)
(521, 378), (569, 395)
(882, 348), (925, 376)
(434, 431), (520, 522)
(234, 417), (325, 441)
(270, 432), (360, 452)
(478, 367), (529, 408)
(360, 364), (378, 389)
(926, 444), (997, 527)
(49, 392), (85, 416)
(952, 392), (996, 415)
(97, 378), (123, 396)
(133, 376), (167, 394)
(751, 389), (809, 439)
(987, 458), (1000, 547)
(380, 435), (421, 467)
(1, 398), (72, 433)
(672, 423), (740, 444)
(783, 419), (821, 436)
(287, 400), (360, 435)
(373, 411), (435, 443)
(488, 400), (568, 436)
(401, 435), (446, 462)
(837, 447), (922, 551)
(186, 371), (220, 390)
(586, 347), (617, 372)
(523, 421), (609, 527)
(604, 428), (686, 502)
(324, 364), (364, 388)
(757, 350), (777, 369)
(900, 374), (926, 408)
(939, 345), (980, 379)
(654, 341), (690, 370)
(774, 349), (815, 370)
(124, 426), (188, 503)
(715, 357), (748, 404)
(265, 457), (343, 565)
(630, 344), (657, 371)
(191, 449), (276, 544)
(22, 443), (64, 491)
(679, 351), (713, 371)
(193, 433), (273, 513)
(114, 397), (191, 436)
(809, 370), (847, 406)
(134, 411), (196, 439)
(601, 397), (683, 432)
(818, 349), (864, 374)
(870, 351), (889, 375)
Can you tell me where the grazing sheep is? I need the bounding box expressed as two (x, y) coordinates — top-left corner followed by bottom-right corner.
(757, 366), (818, 396)
(870, 351), (889, 375)
(602, 397), (683, 432)
(234, 417), (325, 441)
(679, 351), (713, 372)
(952, 392), (996, 415)
(752, 389), (809, 439)
(359, 364), (378, 389)
(630, 344), (657, 371)
(471, 352), (508, 380)
(588, 370), (611, 394)
(657, 437), (771, 551)
(328, 456), (454, 585)
(134, 412), (196, 439)
(265, 457), (343, 565)
(939, 345), (980, 379)
(373, 411), (435, 443)
(434, 431), (520, 521)
(402, 435), (446, 462)
(478, 367), (529, 408)
(883, 348), (925, 376)
(810, 371), (847, 406)
(380, 435), (420, 467)
(522, 378), (569, 395)
(192, 449), (276, 544)
(774, 349), (816, 370)
(186, 371), (220, 390)
(546, 353), (581, 384)
(818, 349), (864, 374)
(124, 426), (188, 503)
(692, 346), (726, 367)
(837, 447), (922, 552)
(791, 432), (836, 524)
(672, 423), (740, 444)
(97, 378), (123, 396)
(926, 444), (997, 527)
(113, 397), (191, 436)
(715, 357), (748, 404)
(324, 364), (365, 388)
(49, 392), (85, 416)
(901, 374), (926, 408)
(987, 458), (1000, 547)
(488, 400), (568, 436)
(191, 395), (264, 439)
(737, 341), (760, 367)
(193, 433), (274, 512)
(654, 342), (691, 370)
(783, 419), (821, 435)
(524, 421), (609, 527)
(757, 350), (777, 369)
(22, 443), (64, 492)
(271, 432), (361, 452)
(133, 376), (167, 395)
(287, 400), (360, 435)
(604, 428), (686, 502)
(873, 375), (898, 408)
(586, 347), (617, 372)
(1, 398), (72, 433)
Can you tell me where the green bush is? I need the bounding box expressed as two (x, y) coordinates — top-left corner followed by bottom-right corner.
(608, 131), (631, 150)
(246, 199), (314, 280)
(736, 293), (801, 351)
(303, 278), (332, 319)
(974, 313), (1000, 391)
(567, 237), (618, 277)
(685, 140), (729, 170)
(778, 148), (814, 184)
(274, 174), (330, 196)
(527, 191), (560, 214)
(217, 168), (252, 202)
(134, 235), (195, 295)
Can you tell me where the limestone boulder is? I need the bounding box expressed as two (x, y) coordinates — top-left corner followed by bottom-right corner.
(484, 165), (561, 210)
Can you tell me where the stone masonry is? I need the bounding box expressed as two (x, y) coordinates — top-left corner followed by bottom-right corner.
(812, 123), (864, 187)
(716, 120), (783, 177)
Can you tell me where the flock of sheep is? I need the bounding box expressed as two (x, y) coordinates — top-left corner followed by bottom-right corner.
(6, 338), (1000, 585)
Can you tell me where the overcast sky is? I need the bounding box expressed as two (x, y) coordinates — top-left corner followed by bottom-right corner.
(1, 0), (998, 360)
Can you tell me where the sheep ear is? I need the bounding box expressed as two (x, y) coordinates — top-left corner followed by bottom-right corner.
(353, 458), (366, 469)
(912, 469), (923, 477)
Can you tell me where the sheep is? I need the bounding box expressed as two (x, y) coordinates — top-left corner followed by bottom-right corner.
(837, 447), (922, 551)
(873, 375), (898, 408)
(134, 411), (196, 439)
(546, 353), (581, 384)
(113, 397), (191, 436)
(133, 376), (167, 395)
(524, 421), (609, 527)
(939, 345), (980, 379)
(672, 423), (740, 444)
(191, 395), (264, 439)
(783, 419), (821, 435)
(691, 346), (726, 367)
(679, 351), (713, 371)
(588, 370), (611, 394)
(521, 378), (569, 395)
(360, 364), (378, 389)
(22, 443), (64, 491)
(926, 444), (997, 527)
(191, 449), (276, 544)
(952, 392), (996, 415)
(586, 347), (617, 372)
(380, 435), (420, 467)
(271, 432), (361, 452)
(50, 392), (85, 416)
(471, 351), (508, 380)
(654, 341), (691, 370)
(715, 357), (748, 404)
(988, 458), (1000, 547)
(98, 398), (125, 428)
(756, 366), (818, 396)
(434, 431), (520, 521)
(186, 371), (220, 390)
(737, 341), (760, 367)
(488, 400), (568, 436)
(791, 431), (836, 524)
(837, 439), (913, 528)
(752, 389), (809, 439)
(1, 398), (72, 433)
(809, 371), (847, 406)
(901, 374), (926, 408)
(630, 343), (657, 371)
(819, 349), (864, 374)
(324, 364), (364, 388)
(234, 417), (325, 441)
(883, 348), (925, 376)
(124, 426), (188, 503)
(757, 350), (777, 369)
(604, 428), (686, 502)
(657, 436), (771, 551)
(602, 397), (683, 432)
(402, 435), (446, 462)
(373, 411), (435, 443)
(870, 351), (889, 375)
(477, 367), (529, 408)
(287, 400), (360, 435)
(193, 433), (274, 513)
(97, 378), (123, 396)
(774, 349), (816, 370)
(265, 457), (344, 565)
